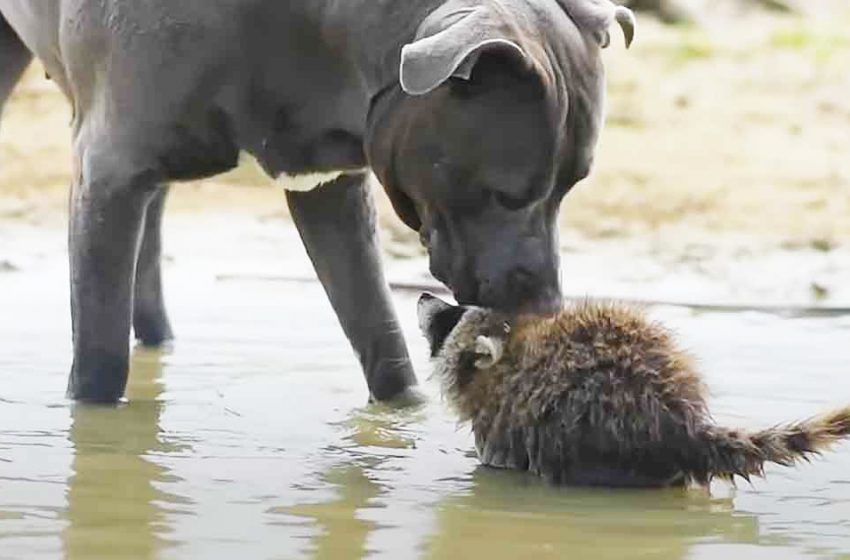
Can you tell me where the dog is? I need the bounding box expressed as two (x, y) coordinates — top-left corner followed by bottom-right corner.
(0, 0), (634, 402)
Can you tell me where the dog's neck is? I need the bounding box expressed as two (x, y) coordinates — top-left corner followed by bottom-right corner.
(324, 0), (445, 95)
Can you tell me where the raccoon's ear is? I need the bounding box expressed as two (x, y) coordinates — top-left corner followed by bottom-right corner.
(418, 293), (466, 357)
(474, 335), (504, 369)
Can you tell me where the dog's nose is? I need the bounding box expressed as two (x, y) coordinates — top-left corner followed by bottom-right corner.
(452, 279), (481, 307)
(522, 285), (563, 315)
(476, 266), (562, 314)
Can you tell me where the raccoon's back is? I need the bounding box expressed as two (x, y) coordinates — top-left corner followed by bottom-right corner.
(501, 302), (707, 426)
(466, 302), (850, 486)
(473, 302), (710, 485)
(474, 362), (708, 486)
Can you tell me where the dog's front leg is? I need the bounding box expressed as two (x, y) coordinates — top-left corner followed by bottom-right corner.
(286, 173), (420, 404)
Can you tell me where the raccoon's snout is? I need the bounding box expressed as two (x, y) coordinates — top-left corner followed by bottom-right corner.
(418, 293), (467, 357)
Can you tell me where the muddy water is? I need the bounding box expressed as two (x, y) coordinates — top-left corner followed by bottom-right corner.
(1, 249), (850, 559)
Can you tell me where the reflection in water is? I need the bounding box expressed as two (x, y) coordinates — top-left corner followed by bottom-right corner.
(279, 402), (775, 560)
(281, 403), (424, 559)
(62, 348), (184, 560)
(425, 468), (767, 560)
(341, 402), (424, 450)
(286, 462), (383, 560)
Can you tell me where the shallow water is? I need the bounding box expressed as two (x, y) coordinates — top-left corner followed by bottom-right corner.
(1, 256), (850, 560)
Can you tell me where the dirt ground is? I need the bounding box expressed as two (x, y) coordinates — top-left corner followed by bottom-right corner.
(1, 5), (848, 255)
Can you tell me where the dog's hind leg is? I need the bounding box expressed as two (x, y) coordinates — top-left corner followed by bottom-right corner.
(133, 185), (173, 347)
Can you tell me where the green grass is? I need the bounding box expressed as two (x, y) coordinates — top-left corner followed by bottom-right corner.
(668, 32), (715, 67)
(771, 28), (812, 49)
(769, 25), (850, 62)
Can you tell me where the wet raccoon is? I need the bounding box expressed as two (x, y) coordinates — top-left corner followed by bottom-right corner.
(418, 293), (850, 487)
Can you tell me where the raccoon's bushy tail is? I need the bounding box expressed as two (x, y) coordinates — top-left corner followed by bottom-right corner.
(685, 406), (850, 484)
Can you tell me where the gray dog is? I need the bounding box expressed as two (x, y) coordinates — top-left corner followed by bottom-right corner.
(0, 0), (634, 403)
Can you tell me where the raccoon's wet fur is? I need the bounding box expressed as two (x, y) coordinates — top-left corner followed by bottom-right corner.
(417, 293), (850, 487)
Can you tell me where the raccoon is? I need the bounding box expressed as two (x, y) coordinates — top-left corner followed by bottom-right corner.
(418, 293), (850, 487)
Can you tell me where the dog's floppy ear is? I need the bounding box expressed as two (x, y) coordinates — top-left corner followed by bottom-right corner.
(417, 293), (467, 357)
(400, 5), (533, 96)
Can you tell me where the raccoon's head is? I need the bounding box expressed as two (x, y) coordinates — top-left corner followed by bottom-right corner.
(417, 293), (512, 400)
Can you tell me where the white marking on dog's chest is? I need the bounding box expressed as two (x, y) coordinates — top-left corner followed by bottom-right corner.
(275, 169), (367, 192)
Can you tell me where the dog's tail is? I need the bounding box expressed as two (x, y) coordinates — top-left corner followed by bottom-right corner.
(684, 406), (850, 484)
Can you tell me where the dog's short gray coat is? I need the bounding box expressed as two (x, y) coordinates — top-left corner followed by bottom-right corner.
(0, 0), (633, 402)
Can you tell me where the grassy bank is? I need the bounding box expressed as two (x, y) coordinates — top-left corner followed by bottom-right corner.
(2, 7), (848, 254)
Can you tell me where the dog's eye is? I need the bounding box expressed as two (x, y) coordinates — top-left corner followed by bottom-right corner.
(493, 190), (530, 211)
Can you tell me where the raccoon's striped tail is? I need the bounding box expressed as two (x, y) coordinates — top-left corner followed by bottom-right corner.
(685, 406), (850, 484)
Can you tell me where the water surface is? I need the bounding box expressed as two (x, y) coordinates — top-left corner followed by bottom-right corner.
(1, 259), (849, 560)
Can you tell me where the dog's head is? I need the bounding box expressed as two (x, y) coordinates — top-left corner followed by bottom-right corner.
(367, 0), (634, 314)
